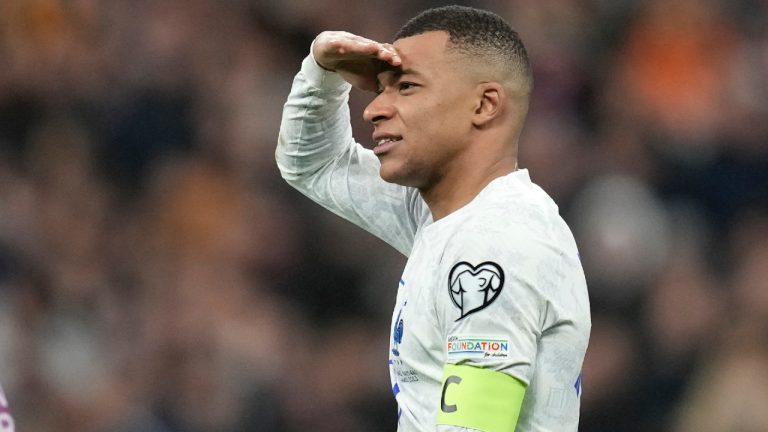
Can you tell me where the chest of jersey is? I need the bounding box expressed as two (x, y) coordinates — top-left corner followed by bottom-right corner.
(388, 230), (448, 427)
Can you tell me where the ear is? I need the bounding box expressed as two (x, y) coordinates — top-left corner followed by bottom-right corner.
(472, 82), (504, 128)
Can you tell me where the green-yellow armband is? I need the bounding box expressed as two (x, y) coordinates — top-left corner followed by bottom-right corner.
(436, 363), (527, 432)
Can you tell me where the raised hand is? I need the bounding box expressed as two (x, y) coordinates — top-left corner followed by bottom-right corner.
(312, 31), (401, 92)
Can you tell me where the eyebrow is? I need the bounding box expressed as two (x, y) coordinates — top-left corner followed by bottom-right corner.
(376, 67), (423, 88)
(382, 67), (422, 78)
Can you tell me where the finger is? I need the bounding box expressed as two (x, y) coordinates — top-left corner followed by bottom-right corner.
(332, 38), (380, 56)
(377, 43), (401, 66)
(329, 32), (377, 48)
(322, 31), (381, 51)
(349, 34), (381, 45)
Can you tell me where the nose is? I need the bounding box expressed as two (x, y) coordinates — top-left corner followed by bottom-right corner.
(363, 93), (395, 125)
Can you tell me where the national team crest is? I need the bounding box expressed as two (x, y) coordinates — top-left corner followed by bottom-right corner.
(448, 261), (504, 320)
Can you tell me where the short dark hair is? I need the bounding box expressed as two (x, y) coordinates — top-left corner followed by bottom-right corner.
(395, 5), (532, 88)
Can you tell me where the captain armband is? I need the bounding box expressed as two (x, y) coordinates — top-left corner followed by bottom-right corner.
(436, 364), (527, 432)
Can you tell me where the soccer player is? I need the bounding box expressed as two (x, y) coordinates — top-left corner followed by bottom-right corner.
(276, 5), (591, 432)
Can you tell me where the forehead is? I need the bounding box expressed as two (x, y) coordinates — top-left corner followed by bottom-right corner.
(381, 31), (453, 79)
(393, 31), (451, 63)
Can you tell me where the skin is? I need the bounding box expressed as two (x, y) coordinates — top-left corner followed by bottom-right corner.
(313, 30), (527, 221)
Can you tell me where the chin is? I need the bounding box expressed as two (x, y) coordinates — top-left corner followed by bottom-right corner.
(378, 162), (409, 185)
(379, 165), (424, 188)
(378, 166), (400, 184)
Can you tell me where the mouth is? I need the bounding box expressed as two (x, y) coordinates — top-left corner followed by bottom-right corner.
(373, 135), (403, 156)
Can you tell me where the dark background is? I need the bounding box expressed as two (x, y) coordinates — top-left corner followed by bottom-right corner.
(0, 0), (767, 431)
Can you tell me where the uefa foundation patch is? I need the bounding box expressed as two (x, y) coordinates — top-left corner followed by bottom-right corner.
(446, 335), (510, 359)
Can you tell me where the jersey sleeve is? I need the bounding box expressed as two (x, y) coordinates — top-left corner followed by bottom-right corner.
(435, 219), (551, 385)
(276, 47), (427, 256)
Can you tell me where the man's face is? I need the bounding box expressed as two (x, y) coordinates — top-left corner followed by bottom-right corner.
(364, 31), (478, 189)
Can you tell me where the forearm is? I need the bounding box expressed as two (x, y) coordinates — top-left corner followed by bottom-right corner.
(276, 51), (354, 186)
(275, 49), (421, 255)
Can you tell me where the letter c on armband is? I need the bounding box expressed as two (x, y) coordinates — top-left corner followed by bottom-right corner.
(436, 364), (527, 432)
(440, 375), (462, 413)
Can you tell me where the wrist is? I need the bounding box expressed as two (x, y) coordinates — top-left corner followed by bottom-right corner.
(301, 53), (349, 92)
(310, 38), (336, 72)
(315, 58), (335, 72)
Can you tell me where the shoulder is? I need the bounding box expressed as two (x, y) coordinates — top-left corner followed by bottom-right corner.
(472, 172), (561, 229)
(439, 184), (581, 290)
(444, 199), (554, 256)
(433, 170), (579, 265)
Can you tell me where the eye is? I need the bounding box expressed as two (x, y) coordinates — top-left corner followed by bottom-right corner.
(398, 81), (418, 92)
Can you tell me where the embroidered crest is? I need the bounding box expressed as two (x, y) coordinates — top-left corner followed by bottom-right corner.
(448, 261), (504, 320)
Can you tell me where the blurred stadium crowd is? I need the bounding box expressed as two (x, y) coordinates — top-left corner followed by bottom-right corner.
(0, 0), (767, 431)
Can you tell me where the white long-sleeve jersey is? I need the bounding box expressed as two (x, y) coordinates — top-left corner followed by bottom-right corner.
(276, 52), (591, 432)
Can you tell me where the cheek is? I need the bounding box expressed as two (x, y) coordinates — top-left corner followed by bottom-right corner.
(405, 102), (462, 136)
(400, 92), (471, 151)
(433, 94), (473, 130)
(425, 107), (471, 146)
